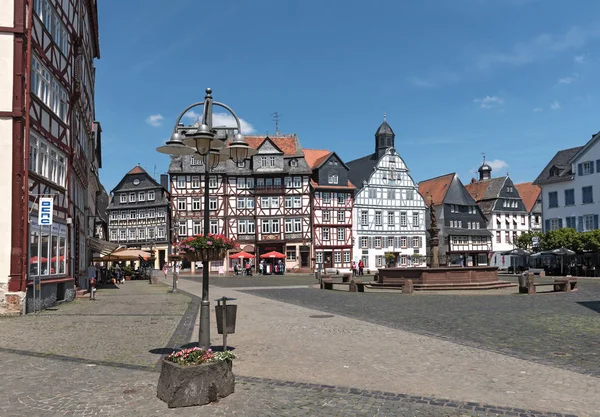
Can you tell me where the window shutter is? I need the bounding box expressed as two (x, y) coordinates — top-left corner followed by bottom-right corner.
(395, 237), (400, 248)
(418, 236), (423, 247)
(407, 237), (413, 248)
(545, 219), (550, 232)
(368, 237), (373, 248)
(578, 163), (583, 176)
(597, 160), (600, 173)
(594, 215), (599, 230)
(577, 216), (583, 232)
(558, 218), (563, 229)
(592, 163), (596, 174)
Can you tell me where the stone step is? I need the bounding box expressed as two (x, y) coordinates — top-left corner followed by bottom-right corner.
(413, 281), (517, 291)
(75, 289), (90, 298)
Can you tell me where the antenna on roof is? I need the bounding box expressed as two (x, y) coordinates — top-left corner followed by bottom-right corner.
(153, 164), (156, 179)
(482, 152), (486, 163)
(384, 112), (387, 122)
(272, 112), (282, 135)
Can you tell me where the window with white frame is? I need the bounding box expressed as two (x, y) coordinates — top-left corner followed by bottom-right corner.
(387, 236), (394, 247)
(316, 252), (323, 264)
(400, 212), (407, 226)
(337, 228), (345, 241)
(293, 177), (302, 188)
(129, 229), (136, 240)
(293, 196), (301, 208)
(286, 248), (296, 261)
(323, 193), (330, 204)
(261, 197), (270, 209)
(29, 135), (38, 172)
(337, 211), (345, 222)
(178, 198), (186, 211)
(38, 142), (48, 177)
(129, 193), (135, 202)
(209, 176), (218, 188)
(110, 230), (117, 240)
(387, 189), (395, 199)
(412, 212), (419, 227)
(158, 208), (166, 217)
(209, 197), (218, 211)
(406, 190), (414, 200)
(110, 211), (118, 221)
(368, 188), (377, 198)
(138, 192), (145, 201)
(192, 221), (202, 235)
(147, 190), (155, 200)
(376, 255), (384, 267)
(549, 218), (560, 231)
(269, 156), (276, 167)
(148, 227), (156, 239)
(178, 221), (187, 236)
(139, 228), (146, 240)
(337, 193), (345, 204)
(400, 236), (407, 248)
(270, 197), (279, 208)
(334, 251), (342, 263)
(374, 237), (382, 248)
(388, 211), (394, 226)
(130, 210), (136, 219)
(157, 227), (165, 239)
(191, 176), (200, 188)
(584, 214), (595, 231)
(375, 211), (382, 226)
(328, 171), (338, 184)
(285, 218), (302, 233)
(148, 208), (155, 218)
(323, 210), (330, 223)
(262, 219), (279, 234)
(191, 156), (202, 165)
(119, 230), (126, 240)
(285, 197), (293, 208)
(343, 251), (351, 263)
(360, 236), (368, 248)
(120, 210), (127, 219)
(209, 220), (219, 234)
(176, 176), (186, 189)
(31, 56), (68, 120)
(246, 198), (255, 209)
(192, 198), (201, 211)
(322, 227), (330, 241)
(413, 236), (419, 247)
(361, 211), (368, 226)
(237, 198), (246, 209)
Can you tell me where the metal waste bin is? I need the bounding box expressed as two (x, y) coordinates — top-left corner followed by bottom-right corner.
(518, 271), (529, 294)
(215, 297), (237, 335)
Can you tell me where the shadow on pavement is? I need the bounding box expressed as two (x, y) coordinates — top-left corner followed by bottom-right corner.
(577, 301), (600, 314)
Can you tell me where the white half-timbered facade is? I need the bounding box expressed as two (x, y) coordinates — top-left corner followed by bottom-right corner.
(305, 149), (355, 270)
(1, 0), (104, 314)
(346, 119), (427, 270)
(168, 135), (313, 273)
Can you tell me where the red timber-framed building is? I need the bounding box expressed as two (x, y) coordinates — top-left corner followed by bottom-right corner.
(167, 135), (313, 274)
(0, 0), (105, 314)
(304, 149), (356, 270)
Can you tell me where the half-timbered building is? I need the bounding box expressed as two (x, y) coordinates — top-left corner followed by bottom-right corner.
(167, 135), (313, 273)
(304, 149), (356, 270)
(1, 0), (104, 314)
(418, 173), (492, 267)
(346, 118), (427, 270)
(107, 166), (171, 269)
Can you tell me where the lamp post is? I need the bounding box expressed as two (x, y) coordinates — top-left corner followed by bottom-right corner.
(157, 88), (255, 349)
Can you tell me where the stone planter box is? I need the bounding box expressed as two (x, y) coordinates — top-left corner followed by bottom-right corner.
(157, 359), (234, 408)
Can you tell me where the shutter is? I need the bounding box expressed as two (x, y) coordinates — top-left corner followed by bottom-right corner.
(368, 237), (373, 248)
(594, 215), (599, 230)
(578, 163), (583, 176)
(592, 162), (596, 174)
(545, 219), (550, 232)
(597, 160), (600, 173)
(395, 237), (400, 248)
(418, 236), (423, 248)
(407, 237), (413, 248)
(558, 218), (563, 228)
(577, 216), (583, 232)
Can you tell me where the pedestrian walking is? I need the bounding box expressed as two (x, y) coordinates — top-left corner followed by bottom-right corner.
(358, 260), (364, 276)
(163, 263), (168, 279)
(351, 261), (357, 277)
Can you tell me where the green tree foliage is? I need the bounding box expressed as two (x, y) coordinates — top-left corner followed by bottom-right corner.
(581, 230), (600, 252)
(541, 228), (581, 251)
(515, 231), (543, 250)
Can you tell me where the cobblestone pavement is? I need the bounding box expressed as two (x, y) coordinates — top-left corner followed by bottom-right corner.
(0, 349), (564, 417)
(1, 277), (599, 416)
(239, 277), (600, 377)
(181, 273), (317, 288)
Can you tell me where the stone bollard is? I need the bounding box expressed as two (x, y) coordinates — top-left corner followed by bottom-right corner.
(349, 279), (357, 293)
(527, 274), (536, 295)
(403, 279), (414, 294)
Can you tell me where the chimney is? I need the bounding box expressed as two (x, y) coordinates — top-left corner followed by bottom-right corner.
(471, 178), (477, 184)
(160, 174), (169, 191)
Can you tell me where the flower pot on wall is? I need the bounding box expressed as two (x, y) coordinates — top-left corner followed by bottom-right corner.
(156, 359), (235, 408)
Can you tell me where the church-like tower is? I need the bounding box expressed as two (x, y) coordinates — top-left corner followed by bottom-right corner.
(375, 114), (395, 159)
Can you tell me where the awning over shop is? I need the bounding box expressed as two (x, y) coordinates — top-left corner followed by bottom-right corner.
(87, 237), (119, 255)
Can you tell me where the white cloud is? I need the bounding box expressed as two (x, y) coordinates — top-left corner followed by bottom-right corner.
(550, 101), (561, 110)
(558, 73), (578, 84)
(146, 114), (164, 127)
(183, 111), (256, 134)
(487, 159), (509, 171)
(473, 95), (504, 109)
(407, 76), (434, 88)
(574, 54), (586, 64)
(533, 107), (543, 112)
(477, 26), (598, 69)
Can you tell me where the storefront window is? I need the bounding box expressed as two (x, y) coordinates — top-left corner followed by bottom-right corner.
(29, 231), (39, 276)
(58, 236), (66, 273)
(51, 235), (58, 274)
(29, 219), (67, 279)
(41, 233), (49, 275)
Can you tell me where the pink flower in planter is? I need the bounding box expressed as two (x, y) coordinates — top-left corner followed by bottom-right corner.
(207, 241), (213, 246)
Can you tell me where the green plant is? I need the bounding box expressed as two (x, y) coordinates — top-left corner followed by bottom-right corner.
(166, 347), (235, 366)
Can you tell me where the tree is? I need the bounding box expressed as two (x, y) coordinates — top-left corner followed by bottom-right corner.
(515, 231), (543, 250)
(581, 230), (600, 252)
(541, 228), (581, 251)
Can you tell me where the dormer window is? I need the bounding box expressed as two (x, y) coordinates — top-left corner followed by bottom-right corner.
(549, 166), (559, 177)
(328, 171), (338, 185)
(289, 159), (298, 167)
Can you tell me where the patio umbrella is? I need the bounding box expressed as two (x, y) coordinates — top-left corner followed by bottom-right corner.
(229, 251), (255, 259)
(544, 247), (576, 275)
(500, 248), (531, 256)
(102, 248), (152, 262)
(29, 256), (47, 263)
(260, 251), (286, 259)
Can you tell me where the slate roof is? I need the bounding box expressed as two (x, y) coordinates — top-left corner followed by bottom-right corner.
(515, 182), (541, 213)
(110, 165), (163, 194)
(567, 131), (600, 164)
(96, 186), (109, 223)
(533, 146), (583, 185)
(310, 179), (355, 190)
(346, 153), (378, 191)
(375, 120), (395, 137)
(417, 173), (455, 205)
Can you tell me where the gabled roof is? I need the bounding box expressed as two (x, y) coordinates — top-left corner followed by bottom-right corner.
(245, 135), (298, 156)
(303, 149), (331, 169)
(533, 146), (583, 185)
(111, 165), (162, 194)
(417, 173), (455, 205)
(515, 182), (541, 213)
(127, 165), (146, 175)
(346, 153), (377, 190)
(567, 131), (600, 164)
(310, 179), (355, 190)
(465, 177), (506, 202)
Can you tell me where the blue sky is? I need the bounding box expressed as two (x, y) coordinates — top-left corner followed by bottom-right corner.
(95, 0), (600, 192)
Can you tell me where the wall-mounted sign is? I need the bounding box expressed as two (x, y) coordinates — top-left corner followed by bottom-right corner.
(38, 197), (54, 226)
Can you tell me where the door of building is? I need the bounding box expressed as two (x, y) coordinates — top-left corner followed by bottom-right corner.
(323, 251), (333, 269)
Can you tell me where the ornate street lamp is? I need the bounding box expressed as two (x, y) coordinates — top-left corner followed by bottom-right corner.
(157, 88), (256, 349)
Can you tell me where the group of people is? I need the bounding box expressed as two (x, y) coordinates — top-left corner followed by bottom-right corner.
(351, 260), (365, 276)
(233, 261), (253, 276)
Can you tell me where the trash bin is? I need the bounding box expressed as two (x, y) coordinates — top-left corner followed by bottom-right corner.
(215, 297), (237, 335)
(518, 271), (529, 294)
